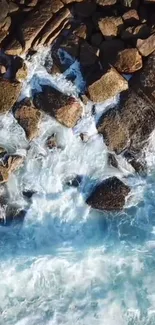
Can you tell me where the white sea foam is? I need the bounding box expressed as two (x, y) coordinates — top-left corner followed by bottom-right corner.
(0, 47), (155, 325)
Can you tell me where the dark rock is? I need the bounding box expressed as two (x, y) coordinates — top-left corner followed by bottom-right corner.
(91, 32), (103, 47)
(79, 41), (99, 67)
(122, 9), (139, 26)
(0, 0), (9, 26)
(74, 0), (96, 18)
(46, 133), (58, 149)
(96, 0), (117, 5)
(33, 86), (83, 128)
(107, 153), (118, 168)
(124, 150), (147, 175)
(86, 177), (130, 211)
(73, 24), (87, 39)
(66, 175), (82, 187)
(99, 39), (125, 68)
(121, 24), (150, 41)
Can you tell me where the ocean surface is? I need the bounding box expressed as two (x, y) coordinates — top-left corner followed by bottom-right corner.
(0, 47), (155, 325)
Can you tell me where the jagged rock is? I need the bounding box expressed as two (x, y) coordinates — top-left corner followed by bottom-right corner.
(121, 24), (150, 41)
(99, 39), (125, 68)
(34, 8), (71, 47)
(0, 65), (6, 74)
(14, 98), (42, 140)
(6, 0), (64, 55)
(114, 48), (142, 73)
(59, 34), (80, 59)
(74, 0), (96, 18)
(86, 177), (130, 211)
(137, 34), (155, 57)
(0, 79), (21, 114)
(33, 86), (83, 128)
(87, 67), (128, 103)
(79, 41), (98, 66)
(97, 90), (155, 154)
(123, 150), (147, 175)
(122, 9), (139, 26)
(1, 16), (11, 32)
(98, 16), (123, 39)
(96, 0), (117, 5)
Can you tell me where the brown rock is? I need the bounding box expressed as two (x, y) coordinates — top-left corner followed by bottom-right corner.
(87, 67), (128, 103)
(114, 48), (142, 73)
(96, 0), (117, 5)
(86, 177), (130, 211)
(1, 16), (11, 32)
(0, 65), (6, 74)
(0, 79), (21, 114)
(0, 0), (9, 25)
(5, 39), (22, 56)
(122, 9), (139, 26)
(46, 134), (58, 149)
(33, 86), (83, 128)
(137, 34), (155, 57)
(97, 90), (155, 154)
(6, 0), (64, 55)
(98, 16), (123, 39)
(59, 34), (80, 60)
(16, 62), (28, 81)
(14, 98), (42, 140)
(74, 0), (96, 18)
(99, 39), (125, 68)
(25, 0), (38, 6)
(79, 41), (98, 66)
(62, 0), (83, 2)
(35, 8), (71, 47)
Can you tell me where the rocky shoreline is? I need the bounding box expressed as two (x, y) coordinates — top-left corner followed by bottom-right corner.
(0, 0), (155, 223)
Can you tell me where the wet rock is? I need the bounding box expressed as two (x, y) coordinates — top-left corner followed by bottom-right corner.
(33, 86), (83, 128)
(107, 153), (118, 169)
(23, 190), (36, 201)
(98, 16), (123, 39)
(46, 134), (58, 149)
(74, 0), (96, 18)
(6, 155), (24, 173)
(59, 34), (80, 61)
(14, 98), (42, 141)
(66, 175), (82, 187)
(122, 9), (139, 26)
(97, 89), (155, 154)
(4, 205), (27, 225)
(0, 146), (7, 158)
(73, 24), (87, 40)
(99, 39), (125, 68)
(16, 62), (27, 81)
(86, 177), (130, 211)
(137, 34), (155, 57)
(114, 48), (142, 73)
(80, 133), (89, 142)
(0, 79), (21, 114)
(124, 150), (147, 175)
(121, 0), (139, 8)
(87, 67), (128, 103)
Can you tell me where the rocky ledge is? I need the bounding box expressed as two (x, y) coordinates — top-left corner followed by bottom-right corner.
(1, 0), (155, 222)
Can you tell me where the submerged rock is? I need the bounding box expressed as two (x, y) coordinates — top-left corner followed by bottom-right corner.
(33, 86), (83, 128)
(86, 177), (130, 211)
(0, 155), (24, 184)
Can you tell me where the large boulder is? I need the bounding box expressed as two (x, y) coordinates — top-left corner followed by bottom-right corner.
(33, 86), (83, 128)
(86, 67), (128, 103)
(14, 98), (42, 140)
(98, 16), (123, 39)
(97, 89), (155, 154)
(0, 79), (21, 114)
(86, 177), (130, 211)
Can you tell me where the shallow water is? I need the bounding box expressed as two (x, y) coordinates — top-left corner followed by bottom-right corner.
(0, 47), (155, 325)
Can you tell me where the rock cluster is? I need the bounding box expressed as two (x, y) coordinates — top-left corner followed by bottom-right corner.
(1, 0), (155, 218)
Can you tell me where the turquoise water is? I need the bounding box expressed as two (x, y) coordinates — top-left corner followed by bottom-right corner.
(0, 48), (155, 325)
